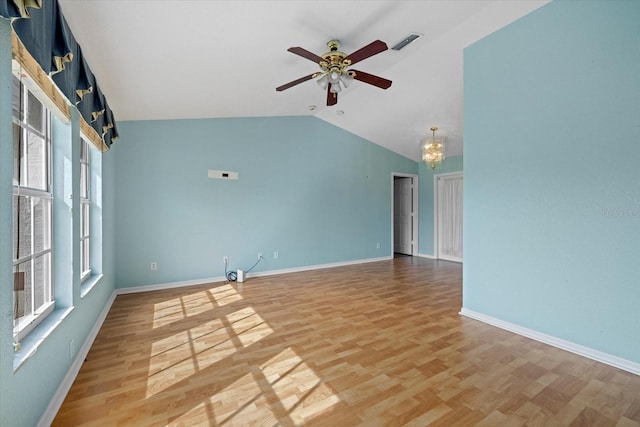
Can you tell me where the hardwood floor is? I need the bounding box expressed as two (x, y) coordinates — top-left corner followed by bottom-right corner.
(53, 257), (640, 426)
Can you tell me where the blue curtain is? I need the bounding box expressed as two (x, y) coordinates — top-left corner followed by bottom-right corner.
(1, 0), (119, 147)
(0, 0), (41, 19)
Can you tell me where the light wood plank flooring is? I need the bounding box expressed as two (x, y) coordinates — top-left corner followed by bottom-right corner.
(53, 257), (640, 426)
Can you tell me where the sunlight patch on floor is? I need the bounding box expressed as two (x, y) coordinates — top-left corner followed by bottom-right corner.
(145, 284), (339, 421)
(214, 371), (276, 425)
(258, 348), (340, 423)
(207, 284), (244, 307)
(151, 285), (243, 328)
(146, 302), (272, 398)
(228, 307), (274, 347)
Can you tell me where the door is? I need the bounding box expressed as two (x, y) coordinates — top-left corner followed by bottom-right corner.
(394, 177), (413, 255)
(435, 172), (463, 262)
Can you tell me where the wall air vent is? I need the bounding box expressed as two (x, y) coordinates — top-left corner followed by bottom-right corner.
(391, 33), (422, 51)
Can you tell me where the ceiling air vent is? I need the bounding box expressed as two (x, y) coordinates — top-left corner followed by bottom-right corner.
(391, 33), (422, 51)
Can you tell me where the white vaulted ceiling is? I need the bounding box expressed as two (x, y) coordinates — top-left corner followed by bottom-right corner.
(58, 0), (548, 161)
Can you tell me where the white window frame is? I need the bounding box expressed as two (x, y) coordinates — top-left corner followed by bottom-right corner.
(80, 138), (91, 282)
(12, 76), (55, 342)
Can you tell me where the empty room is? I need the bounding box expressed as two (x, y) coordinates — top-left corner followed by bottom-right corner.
(1, 1), (639, 426)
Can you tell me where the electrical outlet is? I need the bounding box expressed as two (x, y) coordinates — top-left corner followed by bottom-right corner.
(258, 252), (262, 260)
(274, 251), (279, 259)
(376, 242), (380, 249)
(69, 340), (75, 360)
(150, 262), (158, 271)
(223, 256), (228, 263)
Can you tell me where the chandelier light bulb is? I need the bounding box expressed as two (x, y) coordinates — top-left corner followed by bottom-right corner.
(421, 126), (446, 170)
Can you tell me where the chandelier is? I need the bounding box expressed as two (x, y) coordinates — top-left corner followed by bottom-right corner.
(315, 40), (355, 93)
(422, 126), (446, 170)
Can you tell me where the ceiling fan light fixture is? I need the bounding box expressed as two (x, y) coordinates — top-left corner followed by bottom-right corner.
(316, 74), (329, 90)
(328, 68), (341, 84)
(330, 83), (342, 93)
(341, 72), (354, 87)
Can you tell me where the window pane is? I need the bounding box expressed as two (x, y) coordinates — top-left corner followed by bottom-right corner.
(26, 132), (47, 190)
(33, 253), (51, 312)
(12, 76), (21, 120)
(33, 197), (50, 253)
(85, 241), (90, 272)
(14, 195), (32, 260)
(81, 201), (91, 276)
(80, 139), (88, 161)
(14, 261), (32, 320)
(80, 140), (90, 198)
(13, 123), (22, 185)
(81, 239), (90, 274)
(80, 163), (88, 198)
(79, 201), (84, 240)
(27, 91), (43, 132)
(82, 202), (90, 237)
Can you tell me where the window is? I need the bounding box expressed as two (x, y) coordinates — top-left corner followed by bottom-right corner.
(80, 135), (103, 297)
(80, 138), (90, 281)
(12, 76), (54, 341)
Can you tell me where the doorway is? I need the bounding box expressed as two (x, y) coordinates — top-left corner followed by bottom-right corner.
(434, 172), (463, 262)
(392, 174), (418, 256)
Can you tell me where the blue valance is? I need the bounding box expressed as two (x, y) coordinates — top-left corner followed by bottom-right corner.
(1, 0), (118, 147)
(0, 0), (40, 19)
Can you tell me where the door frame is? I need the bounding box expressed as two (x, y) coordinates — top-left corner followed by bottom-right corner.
(391, 173), (419, 256)
(433, 171), (463, 262)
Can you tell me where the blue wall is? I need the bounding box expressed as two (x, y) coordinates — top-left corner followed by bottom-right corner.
(464, 0), (640, 363)
(113, 116), (418, 288)
(418, 156), (463, 257)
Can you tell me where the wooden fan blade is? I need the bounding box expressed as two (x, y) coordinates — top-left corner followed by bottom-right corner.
(344, 40), (388, 65)
(327, 85), (338, 106)
(276, 73), (317, 91)
(351, 69), (392, 89)
(287, 47), (324, 64)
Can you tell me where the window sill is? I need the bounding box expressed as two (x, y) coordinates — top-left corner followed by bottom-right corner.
(13, 306), (74, 372)
(81, 274), (103, 298)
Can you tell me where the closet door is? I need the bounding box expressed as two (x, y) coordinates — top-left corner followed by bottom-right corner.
(435, 173), (463, 262)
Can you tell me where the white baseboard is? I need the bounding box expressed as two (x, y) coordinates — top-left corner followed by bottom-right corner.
(437, 255), (463, 263)
(38, 290), (118, 427)
(418, 253), (463, 263)
(248, 256), (393, 279)
(116, 256), (394, 294)
(117, 275), (227, 295)
(459, 307), (640, 376)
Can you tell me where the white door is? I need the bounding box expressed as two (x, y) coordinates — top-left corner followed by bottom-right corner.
(394, 177), (412, 255)
(435, 173), (463, 262)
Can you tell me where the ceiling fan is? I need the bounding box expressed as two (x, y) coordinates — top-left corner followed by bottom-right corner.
(276, 39), (392, 106)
